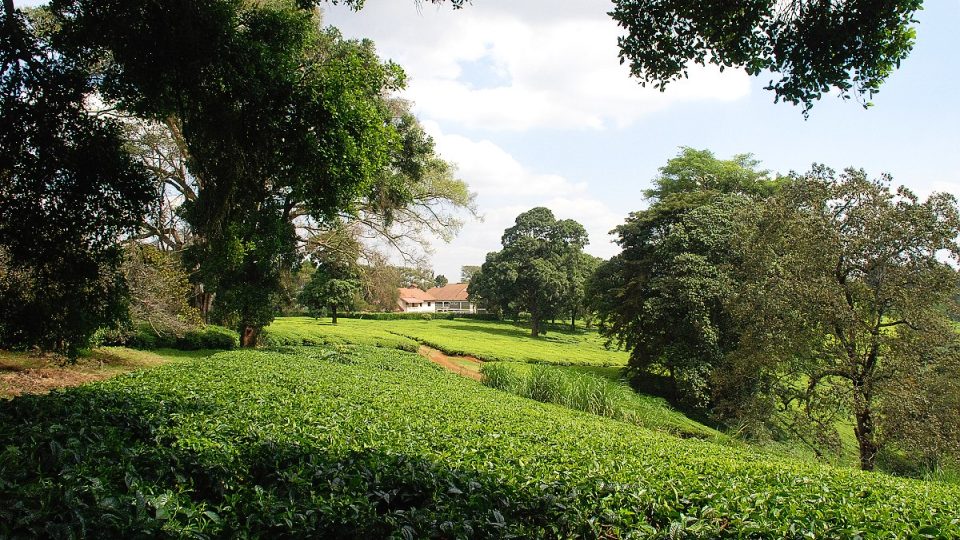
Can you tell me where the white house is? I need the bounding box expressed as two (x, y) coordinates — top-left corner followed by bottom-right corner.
(396, 283), (480, 314)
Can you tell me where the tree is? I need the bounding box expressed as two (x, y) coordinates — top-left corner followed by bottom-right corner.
(562, 252), (602, 331)
(470, 208), (588, 337)
(434, 274), (448, 288)
(611, 0), (923, 112)
(732, 166), (960, 470)
(43, 0), (419, 345)
(121, 243), (201, 338)
(590, 149), (775, 407)
(0, 6), (155, 358)
(460, 265), (480, 282)
(298, 266), (360, 325)
(398, 265), (435, 291)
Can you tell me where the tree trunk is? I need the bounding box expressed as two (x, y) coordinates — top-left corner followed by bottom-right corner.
(531, 316), (540, 337)
(853, 395), (878, 471)
(241, 325), (260, 348)
(331, 304), (338, 325)
(193, 283), (214, 323)
(570, 310), (576, 332)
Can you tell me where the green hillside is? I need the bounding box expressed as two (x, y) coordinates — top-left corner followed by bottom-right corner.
(2, 346), (957, 538)
(265, 317), (630, 366)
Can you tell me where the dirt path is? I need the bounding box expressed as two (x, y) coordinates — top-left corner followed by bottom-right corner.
(418, 345), (483, 382)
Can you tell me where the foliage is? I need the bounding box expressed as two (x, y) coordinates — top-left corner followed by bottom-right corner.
(121, 243), (201, 338)
(41, 1), (414, 342)
(731, 166), (960, 470)
(124, 324), (238, 351)
(590, 148), (776, 408)
(1, 346), (958, 537)
(434, 274), (448, 288)
(469, 207), (589, 336)
(610, 0), (923, 112)
(0, 7), (156, 359)
(460, 265), (480, 282)
(265, 317), (629, 366)
(357, 254), (401, 311)
(480, 363), (722, 440)
(298, 254), (362, 324)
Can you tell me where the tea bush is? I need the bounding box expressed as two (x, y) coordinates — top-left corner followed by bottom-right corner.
(3, 346), (957, 538)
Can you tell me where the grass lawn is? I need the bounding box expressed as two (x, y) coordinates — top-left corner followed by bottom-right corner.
(265, 317), (629, 366)
(2, 345), (956, 537)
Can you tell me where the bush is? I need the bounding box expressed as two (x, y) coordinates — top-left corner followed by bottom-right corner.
(125, 324), (238, 351)
(479, 363), (520, 392)
(175, 326), (239, 350)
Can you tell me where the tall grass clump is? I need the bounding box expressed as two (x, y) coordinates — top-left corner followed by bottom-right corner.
(483, 364), (626, 422)
(565, 371), (619, 417)
(479, 362), (520, 392)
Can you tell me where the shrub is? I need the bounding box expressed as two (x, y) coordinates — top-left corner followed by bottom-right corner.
(126, 324), (238, 351)
(479, 363), (520, 392)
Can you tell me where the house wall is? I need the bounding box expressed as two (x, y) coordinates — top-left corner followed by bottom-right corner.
(435, 301), (477, 314)
(398, 299), (436, 313)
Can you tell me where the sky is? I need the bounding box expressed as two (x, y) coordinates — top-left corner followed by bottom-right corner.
(15, 0), (960, 281)
(321, 0), (960, 280)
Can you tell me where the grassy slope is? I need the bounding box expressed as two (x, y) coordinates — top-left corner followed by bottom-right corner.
(262, 317), (419, 351)
(0, 347), (216, 399)
(1, 346), (957, 538)
(266, 317), (629, 366)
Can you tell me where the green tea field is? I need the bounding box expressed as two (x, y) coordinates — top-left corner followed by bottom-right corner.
(265, 317), (630, 366)
(2, 346), (957, 537)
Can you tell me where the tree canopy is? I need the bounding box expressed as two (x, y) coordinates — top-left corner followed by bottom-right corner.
(0, 7), (155, 358)
(469, 207), (589, 337)
(590, 148), (777, 406)
(732, 167), (960, 470)
(611, 0), (923, 112)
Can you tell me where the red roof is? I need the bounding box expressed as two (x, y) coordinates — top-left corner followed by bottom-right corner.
(397, 288), (434, 303)
(424, 283), (470, 301)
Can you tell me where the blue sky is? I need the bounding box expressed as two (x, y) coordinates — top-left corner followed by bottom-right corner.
(16, 0), (960, 279)
(321, 0), (960, 279)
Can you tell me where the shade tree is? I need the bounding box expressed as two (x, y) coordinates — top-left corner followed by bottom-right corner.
(0, 6), (155, 358)
(470, 207), (589, 337)
(611, 0), (923, 113)
(731, 167), (960, 471)
(589, 149), (777, 407)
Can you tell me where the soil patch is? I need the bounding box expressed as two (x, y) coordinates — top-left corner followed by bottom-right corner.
(418, 345), (483, 381)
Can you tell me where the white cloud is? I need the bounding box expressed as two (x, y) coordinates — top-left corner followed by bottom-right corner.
(417, 127), (624, 277)
(326, 0), (751, 132)
(422, 121), (586, 197)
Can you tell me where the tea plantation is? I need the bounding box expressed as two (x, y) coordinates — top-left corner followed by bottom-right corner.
(265, 317), (630, 366)
(2, 346), (957, 538)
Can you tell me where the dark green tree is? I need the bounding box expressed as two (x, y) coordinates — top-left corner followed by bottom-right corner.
(732, 167), (960, 470)
(44, 0), (408, 345)
(298, 264), (360, 325)
(0, 5), (155, 358)
(434, 274), (448, 288)
(470, 207), (588, 337)
(590, 148), (776, 407)
(611, 0), (923, 112)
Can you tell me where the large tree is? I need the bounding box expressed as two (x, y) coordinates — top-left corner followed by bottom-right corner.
(0, 6), (155, 358)
(732, 167), (960, 470)
(590, 149), (776, 407)
(42, 0), (431, 345)
(470, 207), (588, 337)
(611, 0), (923, 112)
